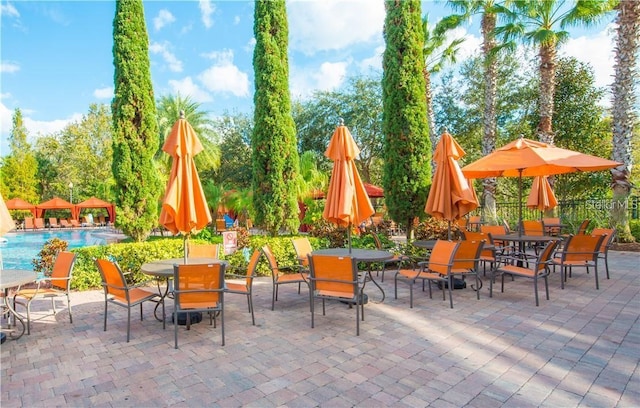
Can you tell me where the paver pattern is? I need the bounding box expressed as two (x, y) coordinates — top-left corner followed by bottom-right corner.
(2, 251), (639, 407)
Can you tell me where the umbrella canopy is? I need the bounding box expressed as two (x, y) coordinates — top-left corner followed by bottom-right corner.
(0, 193), (14, 236)
(36, 197), (75, 219)
(425, 131), (478, 225)
(75, 197), (116, 224)
(527, 176), (558, 212)
(461, 136), (621, 233)
(323, 120), (374, 249)
(461, 137), (621, 178)
(5, 197), (37, 217)
(364, 183), (384, 198)
(159, 113), (212, 238)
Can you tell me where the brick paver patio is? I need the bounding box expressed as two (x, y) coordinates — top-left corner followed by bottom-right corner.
(2, 250), (638, 407)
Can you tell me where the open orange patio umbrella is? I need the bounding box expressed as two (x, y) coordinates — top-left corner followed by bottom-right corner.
(425, 131), (478, 239)
(527, 176), (558, 212)
(323, 119), (374, 251)
(159, 111), (212, 262)
(461, 136), (621, 234)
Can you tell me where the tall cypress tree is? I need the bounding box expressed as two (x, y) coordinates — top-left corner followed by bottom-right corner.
(382, 0), (431, 239)
(111, 0), (160, 241)
(252, 0), (300, 235)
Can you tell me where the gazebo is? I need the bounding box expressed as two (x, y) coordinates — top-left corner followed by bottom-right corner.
(75, 197), (116, 224)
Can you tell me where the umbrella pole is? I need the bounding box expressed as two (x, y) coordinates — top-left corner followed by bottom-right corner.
(184, 235), (188, 264)
(448, 220), (451, 240)
(518, 169), (523, 237)
(348, 224), (352, 253)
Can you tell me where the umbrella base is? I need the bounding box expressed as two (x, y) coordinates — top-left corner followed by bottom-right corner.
(172, 311), (203, 326)
(340, 293), (368, 305)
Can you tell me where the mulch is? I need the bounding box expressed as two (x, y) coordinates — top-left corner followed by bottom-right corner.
(611, 242), (640, 252)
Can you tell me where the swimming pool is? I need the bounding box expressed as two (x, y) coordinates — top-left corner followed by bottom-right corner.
(0, 230), (109, 270)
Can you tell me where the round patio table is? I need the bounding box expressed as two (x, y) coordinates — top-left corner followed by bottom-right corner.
(1, 269), (37, 340)
(490, 234), (561, 266)
(310, 248), (392, 303)
(141, 258), (227, 325)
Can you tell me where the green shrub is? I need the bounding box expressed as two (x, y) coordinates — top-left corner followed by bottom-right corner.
(33, 238), (69, 274)
(629, 220), (640, 242)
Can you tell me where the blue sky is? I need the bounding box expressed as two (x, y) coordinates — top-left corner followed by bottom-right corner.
(1, 1), (617, 155)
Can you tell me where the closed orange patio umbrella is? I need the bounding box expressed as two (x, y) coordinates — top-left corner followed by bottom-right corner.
(323, 119), (374, 251)
(159, 111), (212, 262)
(0, 193), (14, 236)
(461, 136), (621, 234)
(527, 176), (557, 212)
(425, 131), (478, 238)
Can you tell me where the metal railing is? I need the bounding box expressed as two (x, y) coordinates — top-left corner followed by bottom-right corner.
(473, 196), (639, 231)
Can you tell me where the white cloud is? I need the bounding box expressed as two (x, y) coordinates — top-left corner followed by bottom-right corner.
(24, 114), (82, 139)
(560, 23), (616, 89)
(154, 9), (175, 31)
(290, 60), (348, 100)
(149, 41), (183, 73)
(359, 45), (385, 72)
(168, 77), (213, 103)
(0, 62), (19, 73)
(447, 27), (482, 62)
(0, 2), (19, 18)
(199, 0), (215, 29)
(244, 38), (256, 53)
(199, 49), (250, 97)
(93, 87), (113, 99)
(288, 0), (385, 55)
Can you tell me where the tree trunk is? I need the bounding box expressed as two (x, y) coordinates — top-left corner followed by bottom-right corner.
(537, 42), (556, 145)
(610, 0), (640, 242)
(481, 11), (498, 224)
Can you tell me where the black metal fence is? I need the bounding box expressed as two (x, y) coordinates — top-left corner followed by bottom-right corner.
(473, 196), (639, 231)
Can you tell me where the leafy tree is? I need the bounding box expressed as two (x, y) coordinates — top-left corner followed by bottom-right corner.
(499, 0), (614, 145)
(610, 0), (640, 241)
(293, 76), (385, 184)
(0, 108), (39, 202)
(538, 57), (612, 200)
(445, 0), (510, 222)
(156, 94), (220, 181)
(213, 112), (254, 190)
(252, 0), (300, 235)
(382, 0), (431, 239)
(422, 14), (464, 156)
(111, 0), (161, 241)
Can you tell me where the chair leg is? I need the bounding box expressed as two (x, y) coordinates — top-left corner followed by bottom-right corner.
(67, 293), (73, 324)
(544, 275), (550, 300)
(103, 297), (108, 332)
(594, 264), (599, 290)
(533, 276), (539, 306)
(220, 308), (225, 346)
(248, 294), (255, 326)
(271, 284), (276, 311)
(174, 310), (179, 349)
(604, 254), (610, 279)
(127, 307), (131, 342)
(448, 276), (454, 309)
(356, 294), (360, 336)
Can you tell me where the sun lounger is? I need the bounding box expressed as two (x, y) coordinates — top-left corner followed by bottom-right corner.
(24, 217), (35, 230)
(34, 218), (46, 229)
(60, 219), (71, 228)
(49, 217), (61, 228)
(70, 219), (80, 228)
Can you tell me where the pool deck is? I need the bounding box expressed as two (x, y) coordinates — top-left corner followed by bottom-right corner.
(1, 250), (639, 407)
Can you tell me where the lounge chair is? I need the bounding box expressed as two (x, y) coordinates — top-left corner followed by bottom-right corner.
(49, 217), (61, 228)
(60, 219), (71, 228)
(24, 217), (35, 230)
(34, 218), (46, 229)
(69, 219), (80, 228)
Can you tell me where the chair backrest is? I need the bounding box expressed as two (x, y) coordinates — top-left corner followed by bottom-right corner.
(216, 219), (227, 232)
(428, 240), (460, 275)
(291, 237), (313, 267)
(456, 217), (468, 229)
(25, 217), (34, 229)
(262, 245), (285, 280)
(535, 240), (560, 273)
(174, 263), (225, 309)
(50, 251), (77, 291)
(35, 218), (45, 229)
(521, 220), (544, 236)
(49, 217), (58, 226)
(481, 225), (507, 236)
(502, 219), (512, 233)
(95, 258), (128, 300)
(576, 219), (591, 235)
(590, 228), (615, 252)
(452, 240), (484, 272)
(560, 234), (604, 263)
(187, 242), (219, 259)
(308, 254), (358, 297)
(462, 231), (494, 258)
(242, 249), (262, 286)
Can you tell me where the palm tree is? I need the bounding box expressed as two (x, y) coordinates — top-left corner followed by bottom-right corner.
(446, 0), (509, 223)
(423, 14), (465, 157)
(498, 0), (614, 145)
(156, 94), (220, 178)
(610, 0), (640, 242)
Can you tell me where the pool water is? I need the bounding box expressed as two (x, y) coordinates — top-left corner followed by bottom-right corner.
(0, 230), (108, 270)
